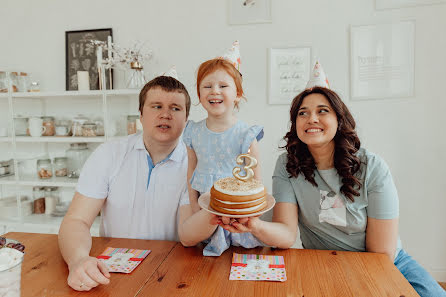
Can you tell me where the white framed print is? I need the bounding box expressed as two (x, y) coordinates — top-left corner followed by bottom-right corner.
(376, 0), (446, 10)
(227, 0), (272, 25)
(350, 21), (415, 101)
(268, 47), (311, 105)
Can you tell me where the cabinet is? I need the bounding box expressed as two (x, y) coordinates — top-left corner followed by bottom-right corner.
(0, 72), (140, 235)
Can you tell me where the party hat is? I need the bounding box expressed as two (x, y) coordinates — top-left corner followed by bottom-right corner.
(160, 66), (178, 80)
(306, 60), (330, 89)
(222, 40), (241, 72)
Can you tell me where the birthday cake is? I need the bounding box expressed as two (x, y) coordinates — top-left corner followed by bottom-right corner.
(210, 177), (267, 215)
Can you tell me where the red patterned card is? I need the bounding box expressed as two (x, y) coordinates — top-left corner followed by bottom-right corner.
(97, 247), (151, 273)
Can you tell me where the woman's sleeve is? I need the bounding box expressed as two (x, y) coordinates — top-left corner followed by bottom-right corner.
(366, 154), (399, 219)
(272, 153), (298, 204)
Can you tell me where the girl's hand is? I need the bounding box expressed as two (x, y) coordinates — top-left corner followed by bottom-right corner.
(217, 216), (261, 233)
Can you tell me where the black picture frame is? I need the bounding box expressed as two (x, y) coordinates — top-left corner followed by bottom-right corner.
(65, 28), (113, 91)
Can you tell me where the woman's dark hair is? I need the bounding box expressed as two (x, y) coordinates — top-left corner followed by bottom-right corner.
(283, 86), (361, 201)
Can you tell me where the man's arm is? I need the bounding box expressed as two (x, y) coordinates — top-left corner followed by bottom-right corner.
(177, 204), (218, 247)
(186, 147), (200, 213)
(58, 192), (110, 291)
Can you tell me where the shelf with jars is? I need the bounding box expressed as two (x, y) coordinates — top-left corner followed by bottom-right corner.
(0, 71), (142, 234)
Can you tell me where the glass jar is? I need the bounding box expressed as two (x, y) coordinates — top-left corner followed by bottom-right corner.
(0, 164), (10, 176)
(32, 186), (45, 214)
(94, 119), (105, 136)
(0, 72), (7, 92)
(37, 158), (52, 179)
(28, 81), (40, 92)
(54, 157), (68, 177)
(55, 119), (70, 136)
(9, 72), (18, 92)
(42, 116), (55, 136)
(71, 115), (89, 136)
(17, 72), (30, 92)
(44, 187), (59, 215)
(81, 121), (97, 137)
(13, 116), (28, 136)
(66, 143), (91, 178)
(127, 115), (139, 135)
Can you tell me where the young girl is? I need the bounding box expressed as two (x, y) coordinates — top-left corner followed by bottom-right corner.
(182, 43), (264, 256)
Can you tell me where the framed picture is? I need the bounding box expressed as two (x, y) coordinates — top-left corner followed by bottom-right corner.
(268, 47), (311, 105)
(227, 0), (272, 25)
(350, 21), (415, 100)
(376, 0), (446, 10)
(65, 28), (113, 91)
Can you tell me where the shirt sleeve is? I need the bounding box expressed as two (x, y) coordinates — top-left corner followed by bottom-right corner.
(178, 182), (190, 206)
(182, 120), (193, 149)
(241, 125), (264, 153)
(272, 153), (298, 204)
(76, 142), (114, 199)
(366, 154), (399, 219)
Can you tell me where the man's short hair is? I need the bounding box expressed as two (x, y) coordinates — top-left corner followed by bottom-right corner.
(139, 76), (191, 117)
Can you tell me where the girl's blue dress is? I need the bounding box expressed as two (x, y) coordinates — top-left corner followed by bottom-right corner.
(182, 119), (265, 256)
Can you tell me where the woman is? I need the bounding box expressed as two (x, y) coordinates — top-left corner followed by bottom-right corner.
(221, 86), (445, 297)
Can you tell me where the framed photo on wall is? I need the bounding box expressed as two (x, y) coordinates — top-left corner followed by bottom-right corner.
(65, 28), (113, 91)
(227, 0), (272, 25)
(268, 47), (311, 105)
(350, 21), (415, 100)
(376, 0), (446, 10)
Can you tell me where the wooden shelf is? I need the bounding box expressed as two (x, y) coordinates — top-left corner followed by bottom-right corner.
(11, 90), (103, 98)
(15, 136), (105, 143)
(17, 176), (78, 187)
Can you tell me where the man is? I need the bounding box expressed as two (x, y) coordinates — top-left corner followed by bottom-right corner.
(58, 76), (192, 291)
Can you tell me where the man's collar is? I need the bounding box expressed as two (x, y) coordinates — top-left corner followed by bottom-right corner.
(135, 133), (185, 163)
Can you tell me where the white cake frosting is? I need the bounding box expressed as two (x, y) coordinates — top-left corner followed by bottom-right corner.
(214, 197), (265, 205)
(219, 201), (267, 212)
(214, 177), (264, 196)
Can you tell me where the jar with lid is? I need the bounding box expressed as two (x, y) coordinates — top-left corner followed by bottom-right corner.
(44, 187), (59, 215)
(9, 72), (18, 92)
(55, 119), (71, 136)
(37, 158), (52, 179)
(127, 115), (139, 135)
(82, 121), (97, 137)
(29, 81), (40, 92)
(17, 72), (30, 92)
(0, 72), (7, 92)
(66, 143), (91, 178)
(13, 116), (28, 136)
(94, 119), (105, 136)
(0, 164), (10, 176)
(32, 186), (45, 214)
(42, 116), (55, 136)
(71, 115), (89, 136)
(54, 157), (68, 177)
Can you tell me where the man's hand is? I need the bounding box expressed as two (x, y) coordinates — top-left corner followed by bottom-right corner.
(67, 256), (110, 291)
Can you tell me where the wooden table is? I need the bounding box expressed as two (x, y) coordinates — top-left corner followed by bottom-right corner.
(3, 232), (419, 297)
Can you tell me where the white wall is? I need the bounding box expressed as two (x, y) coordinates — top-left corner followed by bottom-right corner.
(1, 0), (445, 280)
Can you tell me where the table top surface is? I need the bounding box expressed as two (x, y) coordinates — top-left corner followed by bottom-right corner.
(3, 232), (419, 297)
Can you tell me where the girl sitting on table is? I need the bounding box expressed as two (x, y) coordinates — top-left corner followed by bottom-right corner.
(222, 62), (446, 297)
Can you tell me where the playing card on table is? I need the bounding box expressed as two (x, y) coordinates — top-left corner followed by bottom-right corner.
(97, 247), (151, 273)
(229, 253), (287, 282)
